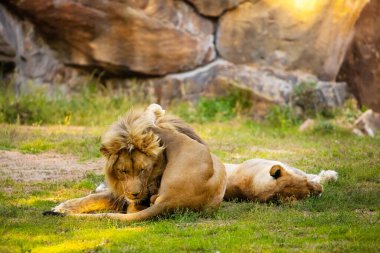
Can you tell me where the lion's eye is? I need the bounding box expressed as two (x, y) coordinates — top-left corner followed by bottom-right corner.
(121, 169), (129, 174)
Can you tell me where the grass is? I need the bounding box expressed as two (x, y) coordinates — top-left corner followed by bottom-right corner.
(0, 119), (379, 252)
(0, 84), (379, 252)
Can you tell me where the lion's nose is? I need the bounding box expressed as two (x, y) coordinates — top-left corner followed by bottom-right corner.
(131, 192), (139, 197)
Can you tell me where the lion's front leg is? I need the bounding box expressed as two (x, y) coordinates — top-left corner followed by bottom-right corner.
(49, 190), (121, 215)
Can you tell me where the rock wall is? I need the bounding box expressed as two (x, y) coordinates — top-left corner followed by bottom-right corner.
(0, 0), (372, 114)
(338, 0), (380, 113)
(216, 0), (367, 81)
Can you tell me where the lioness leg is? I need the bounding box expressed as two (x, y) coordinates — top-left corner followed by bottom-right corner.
(50, 191), (122, 214)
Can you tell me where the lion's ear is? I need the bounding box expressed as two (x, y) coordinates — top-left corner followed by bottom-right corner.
(270, 165), (285, 179)
(100, 144), (110, 157)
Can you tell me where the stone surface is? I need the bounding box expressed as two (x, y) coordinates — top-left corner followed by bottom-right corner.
(338, 0), (380, 113)
(216, 0), (368, 81)
(0, 5), (69, 85)
(353, 110), (380, 137)
(186, 0), (245, 17)
(121, 59), (347, 117)
(299, 119), (315, 132)
(3, 0), (215, 76)
(0, 16), (15, 63)
(0, 0), (371, 115)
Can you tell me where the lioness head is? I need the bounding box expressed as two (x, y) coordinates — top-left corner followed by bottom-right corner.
(269, 165), (323, 201)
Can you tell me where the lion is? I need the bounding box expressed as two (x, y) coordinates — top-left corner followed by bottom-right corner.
(44, 104), (227, 221)
(224, 159), (338, 202)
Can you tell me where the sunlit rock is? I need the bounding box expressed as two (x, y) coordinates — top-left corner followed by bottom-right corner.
(353, 110), (380, 137)
(338, 0), (380, 113)
(134, 59), (347, 117)
(216, 0), (368, 81)
(186, 0), (245, 17)
(3, 0), (215, 76)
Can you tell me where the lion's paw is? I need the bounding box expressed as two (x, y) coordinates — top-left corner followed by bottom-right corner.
(42, 210), (66, 216)
(49, 201), (76, 214)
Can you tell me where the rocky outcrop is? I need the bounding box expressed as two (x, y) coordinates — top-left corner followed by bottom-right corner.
(3, 0), (215, 76)
(186, 0), (245, 17)
(338, 0), (380, 113)
(353, 110), (380, 137)
(0, 5), (69, 85)
(107, 59), (346, 117)
(0, 16), (15, 63)
(0, 0), (372, 116)
(216, 0), (368, 81)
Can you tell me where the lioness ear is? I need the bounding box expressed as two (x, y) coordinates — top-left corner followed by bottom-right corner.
(100, 144), (110, 158)
(270, 165), (285, 179)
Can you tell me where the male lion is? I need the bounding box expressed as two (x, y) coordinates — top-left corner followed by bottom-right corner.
(224, 159), (337, 202)
(44, 104), (227, 221)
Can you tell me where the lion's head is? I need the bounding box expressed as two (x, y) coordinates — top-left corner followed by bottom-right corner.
(268, 165), (323, 201)
(99, 105), (204, 204)
(225, 159), (324, 202)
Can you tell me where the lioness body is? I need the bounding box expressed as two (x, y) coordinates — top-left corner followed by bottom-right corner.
(224, 159), (337, 202)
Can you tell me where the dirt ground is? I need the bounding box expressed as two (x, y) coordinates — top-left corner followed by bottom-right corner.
(0, 151), (104, 182)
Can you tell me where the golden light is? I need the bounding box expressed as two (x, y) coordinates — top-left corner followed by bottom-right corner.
(264, 0), (369, 24)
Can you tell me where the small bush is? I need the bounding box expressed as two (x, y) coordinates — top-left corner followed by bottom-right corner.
(265, 105), (300, 129)
(313, 120), (336, 134)
(174, 89), (251, 123)
(0, 80), (138, 126)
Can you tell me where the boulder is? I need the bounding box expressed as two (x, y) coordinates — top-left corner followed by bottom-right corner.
(186, 0), (245, 17)
(3, 0), (215, 76)
(353, 110), (380, 137)
(0, 5), (68, 84)
(216, 0), (368, 81)
(0, 18), (15, 63)
(106, 59), (346, 117)
(338, 0), (380, 113)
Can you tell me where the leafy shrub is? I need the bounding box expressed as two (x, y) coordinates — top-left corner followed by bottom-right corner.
(265, 105), (300, 129)
(174, 89), (251, 123)
(0, 80), (138, 126)
(313, 120), (336, 134)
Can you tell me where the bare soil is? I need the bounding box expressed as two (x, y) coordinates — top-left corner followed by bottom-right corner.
(0, 151), (104, 182)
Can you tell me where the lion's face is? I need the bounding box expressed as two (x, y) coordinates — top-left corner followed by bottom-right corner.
(106, 149), (164, 203)
(269, 165), (323, 201)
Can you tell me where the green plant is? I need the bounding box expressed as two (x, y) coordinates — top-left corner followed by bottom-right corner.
(265, 105), (300, 129)
(0, 121), (379, 252)
(313, 120), (336, 134)
(0, 79), (140, 126)
(292, 81), (333, 118)
(174, 89), (251, 123)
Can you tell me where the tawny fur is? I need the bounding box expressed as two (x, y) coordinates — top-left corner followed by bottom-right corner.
(48, 104), (227, 221)
(224, 159), (337, 202)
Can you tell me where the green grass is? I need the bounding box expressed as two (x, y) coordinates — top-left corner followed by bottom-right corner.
(0, 119), (379, 252)
(0, 82), (378, 252)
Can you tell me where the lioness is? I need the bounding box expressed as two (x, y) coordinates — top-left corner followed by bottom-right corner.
(224, 159), (337, 202)
(44, 104), (227, 221)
